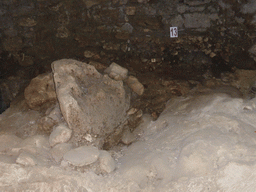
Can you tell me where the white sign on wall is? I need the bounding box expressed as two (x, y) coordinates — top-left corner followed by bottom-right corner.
(170, 27), (178, 38)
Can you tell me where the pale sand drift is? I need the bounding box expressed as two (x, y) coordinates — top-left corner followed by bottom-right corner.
(1, 92), (256, 191)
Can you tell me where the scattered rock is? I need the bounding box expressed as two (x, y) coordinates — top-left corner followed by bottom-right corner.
(126, 76), (144, 96)
(82, 0), (100, 9)
(84, 50), (95, 58)
(38, 116), (58, 133)
(125, 6), (136, 15)
(127, 109), (143, 130)
(88, 61), (106, 72)
(56, 26), (69, 38)
(184, 13), (218, 29)
(16, 151), (37, 166)
(38, 104), (63, 133)
(24, 73), (57, 110)
(0, 97), (41, 138)
(241, 0), (256, 13)
(102, 42), (120, 51)
(99, 150), (116, 173)
(132, 114), (153, 137)
(18, 17), (37, 27)
(63, 145), (100, 166)
(121, 129), (136, 145)
(51, 143), (73, 163)
(121, 23), (133, 33)
(104, 62), (128, 81)
(0, 134), (23, 152)
(14, 135), (50, 155)
(49, 124), (72, 147)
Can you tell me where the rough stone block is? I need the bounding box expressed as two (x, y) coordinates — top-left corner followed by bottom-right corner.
(63, 145), (100, 166)
(49, 124), (72, 147)
(51, 59), (130, 147)
(104, 62), (128, 81)
(126, 76), (144, 96)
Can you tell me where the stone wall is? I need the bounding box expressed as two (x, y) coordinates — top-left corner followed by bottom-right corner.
(0, 0), (256, 111)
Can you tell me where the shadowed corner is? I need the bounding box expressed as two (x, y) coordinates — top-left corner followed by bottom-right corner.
(0, 88), (9, 114)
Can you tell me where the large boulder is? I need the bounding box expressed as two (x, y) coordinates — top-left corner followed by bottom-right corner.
(51, 59), (130, 148)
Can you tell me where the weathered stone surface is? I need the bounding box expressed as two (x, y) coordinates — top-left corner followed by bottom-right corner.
(63, 145), (100, 166)
(121, 23), (133, 33)
(15, 135), (50, 154)
(0, 134), (22, 152)
(84, 50), (95, 58)
(241, 0), (256, 14)
(38, 116), (57, 133)
(170, 15), (184, 28)
(0, 154), (16, 164)
(38, 104), (62, 133)
(184, 13), (218, 29)
(0, 97), (41, 138)
(99, 150), (116, 173)
(125, 6), (136, 15)
(16, 151), (37, 166)
(104, 62), (128, 81)
(82, 0), (100, 9)
(121, 129), (136, 145)
(52, 59), (130, 147)
(126, 76), (144, 96)
(56, 26), (69, 38)
(13, 135), (53, 166)
(51, 143), (73, 163)
(24, 73), (57, 110)
(49, 124), (72, 147)
(0, 0), (255, 103)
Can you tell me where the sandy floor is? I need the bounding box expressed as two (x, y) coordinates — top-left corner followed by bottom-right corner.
(1, 88), (256, 191)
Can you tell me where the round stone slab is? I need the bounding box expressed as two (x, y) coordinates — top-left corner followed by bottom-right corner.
(63, 146), (100, 166)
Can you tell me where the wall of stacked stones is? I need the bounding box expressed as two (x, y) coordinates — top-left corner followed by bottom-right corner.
(0, 0), (256, 111)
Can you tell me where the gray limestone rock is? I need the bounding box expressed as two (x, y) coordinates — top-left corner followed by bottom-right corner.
(49, 124), (72, 147)
(51, 59), (130, 147)
(0, 134), (22, 152)
(63, 145), (100, 166)
(104, 62), (128, 81)
(170, 15), (184, 28)
(184, 13), (218, 29)
(99, 150), (116, 173)
(121, 129), (136, 145)
(51, 143), (73, 163)
(13, 135), (52, 166)
(0, 154), (16, 164)
(241, 0), (256, 14)
(121, 23), (133, 33)
(16, 151), (37, 166)
(126, 76), (144, 96)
